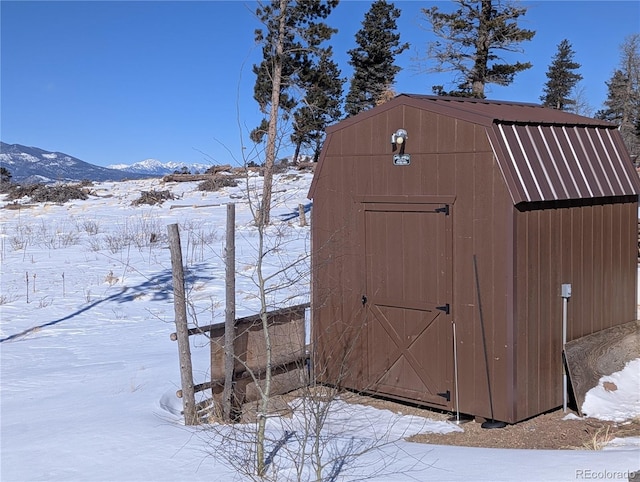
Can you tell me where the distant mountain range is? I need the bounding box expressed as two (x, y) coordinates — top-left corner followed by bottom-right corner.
(107, 158), (212, 176)
(0, 142), (213, 183)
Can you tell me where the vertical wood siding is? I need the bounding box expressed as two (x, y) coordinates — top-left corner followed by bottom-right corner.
(311, 99), (639, 424)
(513, 198), (638, 420)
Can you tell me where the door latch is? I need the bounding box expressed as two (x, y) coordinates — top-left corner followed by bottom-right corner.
(362, 295), (367, 306)
(435, 205), (450, 215)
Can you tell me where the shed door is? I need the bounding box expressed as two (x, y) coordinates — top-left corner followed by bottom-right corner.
(363, 203), (452, 407)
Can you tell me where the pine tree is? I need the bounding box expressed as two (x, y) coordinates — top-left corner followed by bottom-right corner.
(0, 167), (11, 184)
(540, 39), (583, 110)
(0, 166), (12, 193)
(596, 34), (640, 160)
(420, 0), (535, 98)
(344, 0), (408, 117)
(291, 47), (344, 162)
(252, 0), (338, 225)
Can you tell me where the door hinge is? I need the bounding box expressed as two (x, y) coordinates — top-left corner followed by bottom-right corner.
(437, 390), (451, 402)
(436, 303), (450, 314)
(435, 205), (449, 215)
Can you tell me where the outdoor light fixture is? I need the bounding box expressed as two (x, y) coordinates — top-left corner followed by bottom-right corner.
(391, 128), (410, 165)
(391, 128), (408, 146)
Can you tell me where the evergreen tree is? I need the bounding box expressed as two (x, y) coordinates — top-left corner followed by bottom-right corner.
(596, 34), (640, 160)
(291, 47), (344, 162)
(420, 0), (535, 98)
(540, 39), (583, 110)
(0, 167), (11, 184)
(0, 167), (12, 193)
(344, 0), (408, 117)
(252, 0), (338, 225)
(597, 70), (629, 122)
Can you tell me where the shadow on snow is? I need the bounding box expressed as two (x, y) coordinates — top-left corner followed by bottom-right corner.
(0, 264), (215, 343)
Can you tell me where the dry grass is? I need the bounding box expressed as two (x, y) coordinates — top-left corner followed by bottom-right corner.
(581, 425), (613, 450)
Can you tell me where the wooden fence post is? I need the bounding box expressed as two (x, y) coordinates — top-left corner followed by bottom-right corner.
(167, 223), (197, 425)
(222, 203), (236, 421)
(298, 203), (307, 227)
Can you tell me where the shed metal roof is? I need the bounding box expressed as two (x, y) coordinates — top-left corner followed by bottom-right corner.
(491, 121), (639, 203)
(313, 95), (640, 205)
(402, 94), (613, 127)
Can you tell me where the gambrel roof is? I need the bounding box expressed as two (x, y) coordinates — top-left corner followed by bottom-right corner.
(312, 95), (640, 205)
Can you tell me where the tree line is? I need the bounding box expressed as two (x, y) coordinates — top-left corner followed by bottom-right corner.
(249, 0), (638, 224)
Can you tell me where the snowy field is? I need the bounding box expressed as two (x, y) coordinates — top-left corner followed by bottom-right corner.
(1, 170), (638, 482)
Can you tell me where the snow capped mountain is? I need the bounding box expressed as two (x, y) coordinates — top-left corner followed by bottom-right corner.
(0, 142), (150, 183)
(0, 142), (212, 183)
(107, 158), (213, 176)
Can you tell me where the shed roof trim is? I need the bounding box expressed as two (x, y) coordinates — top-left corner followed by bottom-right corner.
(401, 94), (615, 128)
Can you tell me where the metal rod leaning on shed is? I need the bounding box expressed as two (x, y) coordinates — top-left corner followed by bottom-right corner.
(561, 284), (572, 413)
(474, 254), (506, 429)
(452, 321), (461, 423)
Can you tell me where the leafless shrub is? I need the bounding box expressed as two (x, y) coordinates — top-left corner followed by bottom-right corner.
(0, 294), (17, 305)
(38, 220), (80, 249)
(129, 215), (165, 248)
(86, 236), (103, 252)
(77, 219), (100, 235)
(104, 232), (131, 254)
(101, 214), (166, 253)
(45, 231), (80, 249)
(10, 236), (26, 251)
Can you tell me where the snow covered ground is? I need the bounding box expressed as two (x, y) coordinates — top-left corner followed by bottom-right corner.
(1, 171), (638, 481)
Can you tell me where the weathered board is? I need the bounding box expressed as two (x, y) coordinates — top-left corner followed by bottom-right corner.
(564, 319), (640, 415)
(210, 304), (309, 407)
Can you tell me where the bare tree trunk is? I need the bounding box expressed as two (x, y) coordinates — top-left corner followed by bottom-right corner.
(256, 2), (288, 468)
(222, 203), (236, 422)
(259, 0), (288, 227)
(471, 0), (492, 98)
(255, 216), (272, 476)
(257, 0), (288, 453)
(292, 141), (301, 165)
(167, 223), (197, 425)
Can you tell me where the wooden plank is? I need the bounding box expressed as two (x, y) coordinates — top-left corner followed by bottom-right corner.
(176, 352), (307, 399)
(169, 303), (309, 340)
(564, 319), (640, 415)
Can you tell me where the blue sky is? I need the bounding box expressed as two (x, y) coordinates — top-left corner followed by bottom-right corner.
(2, 1), (639, 168)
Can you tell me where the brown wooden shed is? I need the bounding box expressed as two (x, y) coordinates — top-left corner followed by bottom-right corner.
(308, 94), (640, 424)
